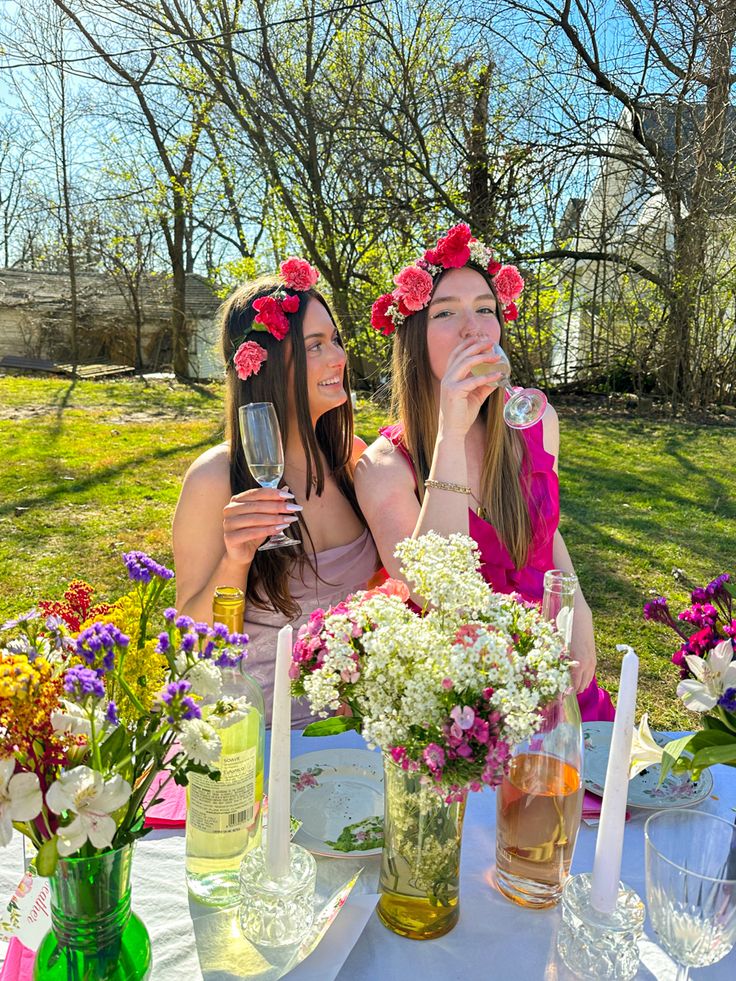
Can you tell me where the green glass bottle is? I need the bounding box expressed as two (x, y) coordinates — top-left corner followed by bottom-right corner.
(185, 586), (266, 906)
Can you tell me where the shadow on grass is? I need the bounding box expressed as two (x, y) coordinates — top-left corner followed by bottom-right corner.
(0, 432), (215, 518)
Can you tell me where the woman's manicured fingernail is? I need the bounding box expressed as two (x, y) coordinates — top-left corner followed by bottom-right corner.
(274, 523), (290, 530)
(284, 503), (303, 512)
(278, 489), (295, 499)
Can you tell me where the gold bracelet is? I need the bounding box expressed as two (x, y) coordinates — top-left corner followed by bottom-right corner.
(425, 478), (471, 495)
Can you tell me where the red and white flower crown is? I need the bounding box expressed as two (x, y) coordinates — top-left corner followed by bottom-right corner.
(232, 257), (320, 380)
(371, 224), (524, 336)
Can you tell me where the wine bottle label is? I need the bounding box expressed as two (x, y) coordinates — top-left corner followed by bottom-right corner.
(187, 745), (257, 835)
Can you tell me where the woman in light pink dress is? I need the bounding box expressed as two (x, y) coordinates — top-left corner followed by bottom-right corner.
(173, 259), (378, 725)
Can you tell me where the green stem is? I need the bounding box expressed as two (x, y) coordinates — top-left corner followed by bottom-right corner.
(116, 674), (147, 715)
(89, 704), (103, 773)
(114, 730), (161, 774)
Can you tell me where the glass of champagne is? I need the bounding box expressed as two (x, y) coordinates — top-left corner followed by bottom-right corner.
(645, 809), (736, 981)
(238, 402), (299, 552)
(472, 343), (547, 429)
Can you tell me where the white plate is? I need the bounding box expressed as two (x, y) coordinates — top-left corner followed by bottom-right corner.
(290, 749), (384, 857)
(583, 722), (714, 809)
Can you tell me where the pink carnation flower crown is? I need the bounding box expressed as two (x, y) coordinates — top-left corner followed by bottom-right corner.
(231, 257), (320, 380)
(371, 224), (524, 336)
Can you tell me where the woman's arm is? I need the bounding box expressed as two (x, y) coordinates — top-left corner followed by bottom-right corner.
(542, 406), (597, 692)
(172, 445), (297, 622)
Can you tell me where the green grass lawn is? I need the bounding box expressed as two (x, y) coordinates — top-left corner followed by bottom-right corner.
(1, 375), (734, 729)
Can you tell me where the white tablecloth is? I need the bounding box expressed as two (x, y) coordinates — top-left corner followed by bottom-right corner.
(1, 729), (735, 980)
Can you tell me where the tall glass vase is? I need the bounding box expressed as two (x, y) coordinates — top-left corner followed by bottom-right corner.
(377, 755), (465, 940)
(495, 689), (584, 908)
(33, 843), (152, 981)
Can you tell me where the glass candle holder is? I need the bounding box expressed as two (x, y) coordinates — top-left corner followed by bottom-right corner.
(239, 842), (317, 947)
(557, 872), (645, 980)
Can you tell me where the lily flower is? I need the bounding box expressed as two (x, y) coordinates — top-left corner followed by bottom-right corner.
(46, 766), (131, 856)
(0, 758), (43, 847)
(678, 640), (736, 713)
(629, 713), (664, 779)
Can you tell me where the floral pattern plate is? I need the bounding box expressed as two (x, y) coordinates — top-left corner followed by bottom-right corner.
(290, 749), (384, 857)
(583, 722), (714, 809)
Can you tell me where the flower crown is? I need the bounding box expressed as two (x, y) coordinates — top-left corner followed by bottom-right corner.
(371, 224), (524, 336)
(232, 257), (320, 380)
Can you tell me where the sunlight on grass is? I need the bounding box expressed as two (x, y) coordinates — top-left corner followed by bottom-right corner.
(1, 377), (734, 729)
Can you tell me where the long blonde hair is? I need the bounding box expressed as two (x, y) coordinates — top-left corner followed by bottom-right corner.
(390, 266), (533, 569)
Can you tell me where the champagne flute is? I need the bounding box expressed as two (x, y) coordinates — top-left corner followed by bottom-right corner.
(645, 809), (736, 981)
(238, 402), (299, 552)
(471, 343), (547, 429)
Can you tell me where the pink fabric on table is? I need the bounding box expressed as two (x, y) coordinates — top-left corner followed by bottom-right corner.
(143, 770), (187, 828)
(0, 937), (35, 981)
(582, 790), (630, 823)
(379, 422), (616, 724)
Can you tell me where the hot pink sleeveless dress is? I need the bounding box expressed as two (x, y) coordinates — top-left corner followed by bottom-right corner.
(379, 422), (614, 722)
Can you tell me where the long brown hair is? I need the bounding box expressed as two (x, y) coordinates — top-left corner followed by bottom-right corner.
(390, 265), (533, 569)
(221, 275), (361, 617)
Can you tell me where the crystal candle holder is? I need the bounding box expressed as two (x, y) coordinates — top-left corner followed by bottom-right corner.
(557, 872), (645, 980)
(239, 843), (317, 947)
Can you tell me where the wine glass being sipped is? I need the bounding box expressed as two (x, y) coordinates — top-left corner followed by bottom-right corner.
(471, 343), (547, 429)
(238, 402), (299, 551)
(644, 809), (736, 981)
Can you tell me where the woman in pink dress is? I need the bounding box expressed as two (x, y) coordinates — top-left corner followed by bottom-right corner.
(173, 259), (378, 725)
(355, 225), (613, 722)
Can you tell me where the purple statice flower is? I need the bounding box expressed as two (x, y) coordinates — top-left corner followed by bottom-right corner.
(212, 622), (230, 640)
(718, 687), (736, 714)
(194, 622), (210, 637)
(180, 633), (196, 653)
(64, 664), (105, 700)
(642, 596), (687, 635)
(156, 632), (170, 653)
(175, 615), (194, 631)
(76, 622), (129, 674)
(200, 640), (215, 659)
(215, 651), (243, 669)
(106, 701), (119, 726)
(158, 679), (201, 723)
(706, 573), (730, 598)
(690, 587), (708, 603)
(122, 550), (174, 584)
(163, 607), (177, 622)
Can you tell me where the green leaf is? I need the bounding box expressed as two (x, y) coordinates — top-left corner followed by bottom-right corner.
(303, 716), (360, 737)
(100, 725), (128, 767)
(35, 836), (59, 877)
(658, 734), (696, 782)
(690, 743), (736, 770)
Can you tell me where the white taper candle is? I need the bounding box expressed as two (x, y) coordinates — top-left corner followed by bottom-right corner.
(266, 623), (293, 879)
(590, 645), (639, 914)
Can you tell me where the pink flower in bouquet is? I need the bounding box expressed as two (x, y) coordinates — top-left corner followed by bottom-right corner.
(233, 340), (268, 380)
(423, 743), (445, 774)
(392, 265), (434, 312)
(364, 577), (410, 603)
(280, 257), (320, 291)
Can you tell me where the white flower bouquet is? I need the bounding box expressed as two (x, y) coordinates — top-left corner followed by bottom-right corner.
(291, 532), (571, 799)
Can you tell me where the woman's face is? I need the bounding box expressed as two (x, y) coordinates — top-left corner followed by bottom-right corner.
(295, 296), (348, 420)
(425, 266), (501, 380)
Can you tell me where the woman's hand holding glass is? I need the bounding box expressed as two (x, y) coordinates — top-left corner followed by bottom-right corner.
(222, 488), (301, 565)
(438, 338), (506, 437)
